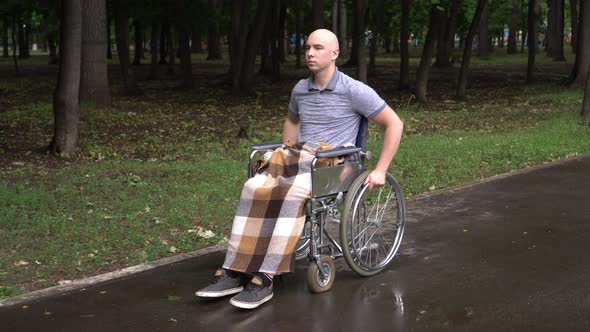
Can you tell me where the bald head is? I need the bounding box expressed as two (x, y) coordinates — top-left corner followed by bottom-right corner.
(308, 29), (340, 52)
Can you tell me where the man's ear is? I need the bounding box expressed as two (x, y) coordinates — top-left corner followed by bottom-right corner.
(331, 49), (340, 61)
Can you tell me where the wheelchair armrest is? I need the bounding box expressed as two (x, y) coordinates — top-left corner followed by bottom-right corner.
(250, 142), (283, 151)
(315, 146), (362, 158)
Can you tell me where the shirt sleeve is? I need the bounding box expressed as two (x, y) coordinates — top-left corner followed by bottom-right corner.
(350, 81), (386, 119)
(288, 87), (299, 116)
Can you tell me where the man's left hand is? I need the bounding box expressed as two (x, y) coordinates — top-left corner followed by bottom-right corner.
(364, 170), (386, 190)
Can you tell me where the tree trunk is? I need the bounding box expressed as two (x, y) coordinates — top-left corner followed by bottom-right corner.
(312, 0), (325, 29)
(436, 0), (461, 67)
(206, 0), (222, 60)
(159, 20), (168, 64)
(332, 0), (338, 32)
(259, 10), (272, 75)
(295, 0), (302, 68)
(567, 0), (590, 85)
(278, 0), (287, 62)
(508, 0), (520, 54)
(178, 23), (193, 88)
(239, 0), (272, 92)
(571, 0), (578, 52)
(2, 19), (8, 58)
(106, 6), (112, 59)
(456, 0), (488, 99)
(191, 24), (203, 53)
(416, 5), (443, 102)
(133, 19), (143, 64)
(347, 0), (365, 66)
(477, 0), (491, 57)
(355, 0), (367, 82)
(338, 0), (348, 57)
(582, 63), (590, 124)
(166, 26), (176, 75)
(553, 0), (565, 60)
(11, 15), (18, 76)
(113, 0), (139, 94)
(47, 31), (59, 64)
(18, 16), (26, 59)
(546, 0), (556, 56)
(399, 0), (410, 89)
(148, 23), (159, 79)
(270, 0), (281, 81)
(527, 0), (537, 83)
(80, 0), (111, 109)
(50, 0), (82, 155)
(230, 0), (251, 93)
(369, 0), (384, 74)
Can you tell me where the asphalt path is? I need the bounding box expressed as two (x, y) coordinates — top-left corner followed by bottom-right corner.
(2, 155), (589, 331)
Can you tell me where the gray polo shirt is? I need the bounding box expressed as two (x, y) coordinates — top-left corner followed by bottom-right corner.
(288, 69), (386, 147)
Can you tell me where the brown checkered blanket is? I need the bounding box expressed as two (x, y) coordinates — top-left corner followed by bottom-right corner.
(222, 142), (337, 274)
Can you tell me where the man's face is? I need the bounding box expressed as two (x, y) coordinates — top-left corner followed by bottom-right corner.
(305, 32), (338, 73)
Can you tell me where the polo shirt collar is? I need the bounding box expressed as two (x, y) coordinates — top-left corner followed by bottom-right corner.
(307, 68), (340, 91)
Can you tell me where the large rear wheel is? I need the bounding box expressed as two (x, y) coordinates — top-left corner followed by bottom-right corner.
(341, 170), (406, 276)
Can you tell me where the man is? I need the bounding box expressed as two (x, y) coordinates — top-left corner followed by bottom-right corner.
(196, 29), (403, 309)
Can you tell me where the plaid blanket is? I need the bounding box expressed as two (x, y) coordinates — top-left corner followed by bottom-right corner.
(222, 142), (336, 274)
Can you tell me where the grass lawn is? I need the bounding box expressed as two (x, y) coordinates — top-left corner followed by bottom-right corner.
(0, 50), (588, 299)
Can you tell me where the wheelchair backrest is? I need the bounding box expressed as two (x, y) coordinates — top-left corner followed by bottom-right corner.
(355, 116), (368, 150)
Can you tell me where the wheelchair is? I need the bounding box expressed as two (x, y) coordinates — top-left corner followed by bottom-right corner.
(248, 118), (405, 293)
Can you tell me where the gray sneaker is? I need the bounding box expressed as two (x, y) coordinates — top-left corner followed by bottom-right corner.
(195, 269), (245, 298)
(229, 275), (273, 309)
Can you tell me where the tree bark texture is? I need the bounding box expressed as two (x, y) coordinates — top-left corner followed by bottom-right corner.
(507, 0), (520, 54)
(113, 0), (139, 94)
(399, 0), (410, 89)
(178, 25), (193, 88)
(239, 0), (272, 92)
(191, 24), (203, 53)
(436, 0), (461, 67)
(80, 0), (112, 109)
(47, 31), (59, 64)
(554, 0), (565, 60)
(355, 0), (367, 82)
(313, 0), (325, 29)
(567, 0), (590, 85)
(527, 0), (537, 83)
(106, 5), (112, 59)
(456, 0), (488, 99)
(11, 15), (19, 75)
(295, 0), (302, 68)
(347, 0), (365, 66)
(270, 0), (282, 81)
(2, 19), (8, 58)
(133, 19), (143, 64)
(546, 0), (556, 55)
(571, 0), (578, 52)
(477, 0), (491, 57)
(206, 0), (222, 60)
(338, 0), (348, 57)
(416, 5), (443, 102)
(332, 0), (338, 33)
(582, 63), (590, 124)
(50, 0), (82, 155)
(148, 23), (159, 79)
(230, 0), (251, 93)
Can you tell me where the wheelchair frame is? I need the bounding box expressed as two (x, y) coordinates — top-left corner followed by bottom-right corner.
(248, 119), (405, 293)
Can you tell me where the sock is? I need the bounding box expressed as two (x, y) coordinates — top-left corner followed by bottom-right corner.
(222, 268), (239, 278)
(254, 272), (273, 287)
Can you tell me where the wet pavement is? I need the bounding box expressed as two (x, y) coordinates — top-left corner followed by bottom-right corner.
(2, 155), (590, 331)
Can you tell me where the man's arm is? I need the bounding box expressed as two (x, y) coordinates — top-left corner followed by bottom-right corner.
(364, 104), (404, 189)
(282, 111), (301, 144)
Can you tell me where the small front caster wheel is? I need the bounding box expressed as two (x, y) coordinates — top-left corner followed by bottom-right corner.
(307, 255), (336, 293)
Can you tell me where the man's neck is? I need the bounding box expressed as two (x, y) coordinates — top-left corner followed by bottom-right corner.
(313, 66), (336, 90)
